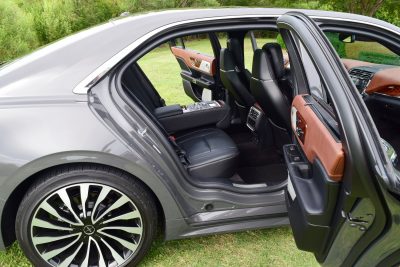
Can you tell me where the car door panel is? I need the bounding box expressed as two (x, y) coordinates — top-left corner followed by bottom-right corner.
(291, 95), (345, 181)
(171, 46), (216, 76)
(170, 46), (216, 101)
(284, 95), (342, 255)
(278, 12), (394, 266)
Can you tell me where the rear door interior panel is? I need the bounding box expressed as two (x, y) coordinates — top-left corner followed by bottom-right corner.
(284, 94), (343, 255)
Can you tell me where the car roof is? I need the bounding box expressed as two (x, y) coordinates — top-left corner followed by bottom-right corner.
(0, 8), (399, 97)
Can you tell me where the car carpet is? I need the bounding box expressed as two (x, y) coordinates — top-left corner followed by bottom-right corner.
(227, 128), (283, 167)
(237, 163), (288, 186)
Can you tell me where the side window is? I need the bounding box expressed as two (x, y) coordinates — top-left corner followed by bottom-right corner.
(243, 31), (256, 71)
(181, 34), (215, 56)
(325, 32), (400, 66)
(137, 33), (216, 106)
(216, 32), (228, 48)
(137, 43), (192, 105)
(295, 35), (328, 102)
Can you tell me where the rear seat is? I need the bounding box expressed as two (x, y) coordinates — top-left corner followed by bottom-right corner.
(176, 128), (238, 179)
(121, 63), (239, 179)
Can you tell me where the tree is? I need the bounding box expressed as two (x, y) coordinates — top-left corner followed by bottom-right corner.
(320, 0), (386, 16)
(175, 0), (219, 7)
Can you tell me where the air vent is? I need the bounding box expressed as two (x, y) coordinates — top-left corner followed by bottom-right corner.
(249, 107), (261, 121)
(349, 68), (374, 80)
(246, 106), (262, 131)
(349, 68), (375, 92)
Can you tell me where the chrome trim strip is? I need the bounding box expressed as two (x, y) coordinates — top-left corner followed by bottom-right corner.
(73, 13), (400, 95)
(232, 183), (268, 188)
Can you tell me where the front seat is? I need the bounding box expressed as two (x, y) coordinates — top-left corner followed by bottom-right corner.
(250, 44), (291, 146)
(263, 43), (293, 104)
(220, 38), (255, 120)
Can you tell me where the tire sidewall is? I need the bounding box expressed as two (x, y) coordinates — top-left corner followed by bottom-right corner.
(16, 168), (157, 267)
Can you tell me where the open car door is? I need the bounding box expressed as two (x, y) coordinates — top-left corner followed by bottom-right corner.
(277, 12), (400, 266)
(169, 35), (223, 102)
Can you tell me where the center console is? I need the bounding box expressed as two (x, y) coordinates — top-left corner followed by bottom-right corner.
(183, 101), (222, 112)
(155, 101), (230, 133)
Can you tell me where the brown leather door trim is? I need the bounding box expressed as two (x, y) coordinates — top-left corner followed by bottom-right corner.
(171, 46), (216, 76)
(292, 95), (345, 181)
(365, 67), (400, 97)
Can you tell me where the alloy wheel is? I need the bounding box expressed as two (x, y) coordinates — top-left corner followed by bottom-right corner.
(30, 183), (143, 267)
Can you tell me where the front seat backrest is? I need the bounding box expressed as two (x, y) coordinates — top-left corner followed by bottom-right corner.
(220, 38), (255, 108)
(250, 47), (291, 130)
(263, 43), (293, 103)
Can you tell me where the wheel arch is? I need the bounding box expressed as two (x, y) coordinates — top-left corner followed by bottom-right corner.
(0, 152), (184, 249)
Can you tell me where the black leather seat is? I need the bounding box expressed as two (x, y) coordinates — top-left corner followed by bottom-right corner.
(250, 44), (291, 147)
(176, 128), (239, 179)
(122, 63), (239, 180)
(250, 44), (291, 131)
(220, 38), (255, 109)
(263, 43), (293, 104)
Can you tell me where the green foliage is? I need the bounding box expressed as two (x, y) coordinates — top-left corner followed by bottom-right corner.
(324, 32), (346, 58)
(28, 0), (75, 44)
(376, 7), (400, 30)
(71, 0), (123, 31)
(0, 0), (38, 62)
(276, 34), (286, 49)
(1, 0), (400, 63)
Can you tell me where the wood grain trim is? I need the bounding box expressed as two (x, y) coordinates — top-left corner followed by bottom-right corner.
(365, 67), (400, 96)
(341, 58), (375, 70)
(292, 95), (345, 181)
(171, 46), (216, 76)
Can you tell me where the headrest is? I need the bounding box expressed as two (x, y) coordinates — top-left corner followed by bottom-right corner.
(251, 48), (275, 81)
(227, 38), (244, 70)
(262, 43), (285, 79)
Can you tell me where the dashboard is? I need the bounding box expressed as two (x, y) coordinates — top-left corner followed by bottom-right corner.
(342, 59), (400, 97)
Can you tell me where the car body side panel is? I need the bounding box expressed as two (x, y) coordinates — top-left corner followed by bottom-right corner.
(0, 96), (183, 249)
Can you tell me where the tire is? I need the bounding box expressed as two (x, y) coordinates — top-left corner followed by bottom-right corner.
(16, 165), (158, 267)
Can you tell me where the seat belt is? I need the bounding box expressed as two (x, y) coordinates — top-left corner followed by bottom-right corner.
(168, 136), (189, 166)
(133, 64), (166, 107)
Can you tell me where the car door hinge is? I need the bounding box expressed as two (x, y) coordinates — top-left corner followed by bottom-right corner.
(341, 211), (372, 232)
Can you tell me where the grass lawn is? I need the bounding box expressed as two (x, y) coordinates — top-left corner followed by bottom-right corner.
(0, 228), (318, 267)
(0, 38), (318, 267)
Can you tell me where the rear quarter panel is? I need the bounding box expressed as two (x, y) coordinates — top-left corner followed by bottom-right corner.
(0, 94), (183, 249)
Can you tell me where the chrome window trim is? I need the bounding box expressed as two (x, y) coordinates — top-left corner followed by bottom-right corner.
(73, 14), (400, 95)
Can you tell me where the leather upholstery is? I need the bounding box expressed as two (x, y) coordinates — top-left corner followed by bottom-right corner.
(227, 38), (245, 76)
(263, 43), (293, 103)
(292, 95), (345, 181)
(263, 43), (285, 79)
(220, 38), (255, 107)
(176, 128), (239, 179)
(123, 63), (239, 180)
(250, 48), (291, 130)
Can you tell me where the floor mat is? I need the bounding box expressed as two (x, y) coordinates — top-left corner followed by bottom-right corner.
(238, 163), (288, 186)
(227, 128), (282, 167)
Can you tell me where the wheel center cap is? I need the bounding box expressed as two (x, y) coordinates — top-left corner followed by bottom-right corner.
(83, 225), (96, 235)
